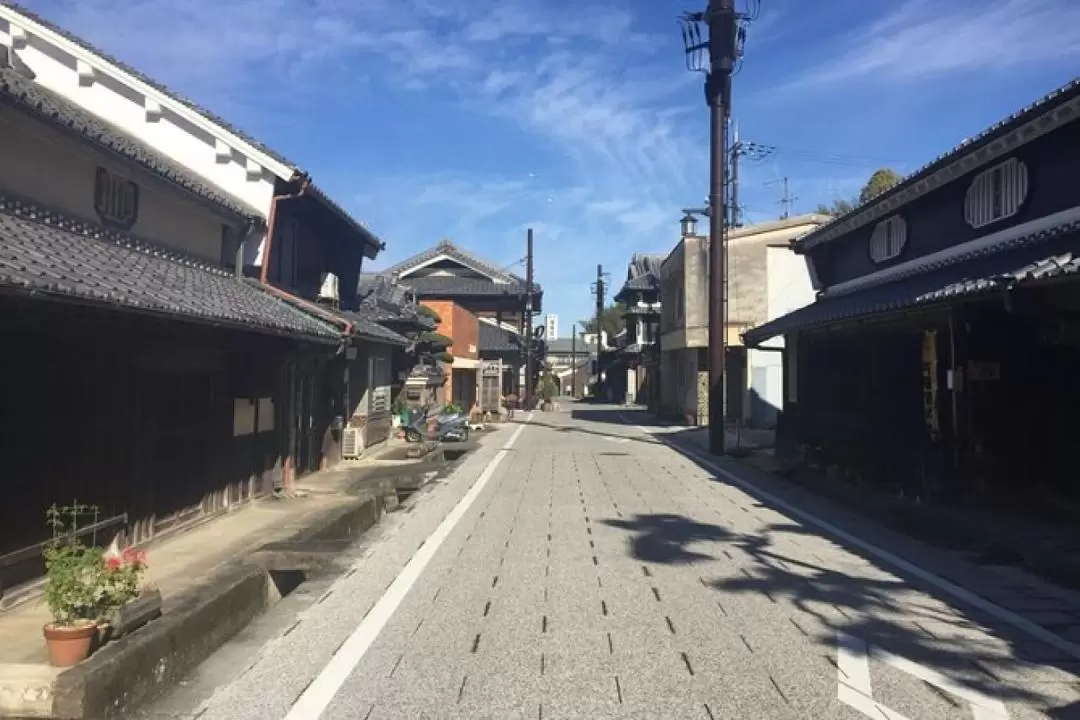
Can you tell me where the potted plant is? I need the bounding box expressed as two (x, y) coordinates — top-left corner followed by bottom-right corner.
(41, 503), (107, 667)
(100, 538), (155, 638)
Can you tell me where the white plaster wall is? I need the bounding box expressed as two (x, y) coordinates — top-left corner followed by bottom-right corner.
(0, 15), (278, 216)
(0, 103), (236, 262)
(748, 245), (816, 419)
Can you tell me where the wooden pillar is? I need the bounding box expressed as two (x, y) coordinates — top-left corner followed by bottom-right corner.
(948, 305), (971, 497)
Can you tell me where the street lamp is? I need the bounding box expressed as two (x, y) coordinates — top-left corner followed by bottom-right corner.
(679, 213), (698, 238)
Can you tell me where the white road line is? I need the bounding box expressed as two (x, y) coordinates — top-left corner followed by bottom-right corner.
(283, 416), (532, 720)
(838, 683), (914, 720)
(837, 632), (1009, 719)
(602, 436), (630, 444)
(636, 423), (1080, 662)
(871, 644), (1009, 717)
(836, 632), (873, 695)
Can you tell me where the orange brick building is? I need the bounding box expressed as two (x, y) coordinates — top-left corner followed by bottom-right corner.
(421, 300), (480, 408)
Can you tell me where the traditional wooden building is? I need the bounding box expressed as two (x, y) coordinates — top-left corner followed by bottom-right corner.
(380, 239), (543, 401)
(608, 254), (663, 409)
(745, 78), (1080, 506)
(0, 55), (343, 600)
(1, 4), (395, 482)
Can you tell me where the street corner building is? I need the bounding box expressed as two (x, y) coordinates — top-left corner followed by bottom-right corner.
(604, 253), (664, 409)
(658, 214), (828, 428)
(374, 238), (544, 414)
(743, 77), (1080, 506)
(0, 4), (418, 603)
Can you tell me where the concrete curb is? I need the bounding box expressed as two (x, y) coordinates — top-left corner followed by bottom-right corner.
(52, 563), (269, 720)
(5, 491), (398, 719)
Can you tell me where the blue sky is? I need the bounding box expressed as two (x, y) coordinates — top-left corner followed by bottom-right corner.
(33, 0), (1080, 334)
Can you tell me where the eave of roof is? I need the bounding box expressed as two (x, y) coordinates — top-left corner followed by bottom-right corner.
(794, 77), (1080, 253)
(402, 275), (543, 298)
(0, 193), (339, 342)
(300, 179), (385, 259)
(744, 219), (1080, 346)
(0, 62), (258, 222)
(1, 3), (383, 257)
(386, 239), (525, 284)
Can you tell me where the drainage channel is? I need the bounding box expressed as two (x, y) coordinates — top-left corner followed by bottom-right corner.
(130, 438), (492, 718)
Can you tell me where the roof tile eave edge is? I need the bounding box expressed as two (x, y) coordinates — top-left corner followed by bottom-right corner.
(0, 280), (340, 343)
(794, 78), (1080, 252)
(0, 75), (258, 222)
(0, 3), (300, 175)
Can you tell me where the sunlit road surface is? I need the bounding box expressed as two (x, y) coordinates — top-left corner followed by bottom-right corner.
(170, 405), (1080, 720)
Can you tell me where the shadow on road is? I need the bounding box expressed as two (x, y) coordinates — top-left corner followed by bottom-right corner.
(577, 401), (1080, 714)
(506, 407), (664, 446)
(601, 511), (1069, 709)
(603, 513), (732, 564)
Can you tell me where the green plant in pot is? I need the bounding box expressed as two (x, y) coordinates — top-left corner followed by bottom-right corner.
(99, 537), (154, 638)
(42, 503), (108, 666)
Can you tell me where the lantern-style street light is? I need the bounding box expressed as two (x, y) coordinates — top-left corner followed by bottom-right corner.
(679, 213), (698, 238)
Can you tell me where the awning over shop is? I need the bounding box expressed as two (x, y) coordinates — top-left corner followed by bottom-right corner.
(744, 222), (1080, 347)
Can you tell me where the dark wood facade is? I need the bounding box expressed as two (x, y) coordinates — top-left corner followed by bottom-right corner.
(0, 297), (332, 599)
(802, 87), (1080, 290)
(760, 81), (1080, 509)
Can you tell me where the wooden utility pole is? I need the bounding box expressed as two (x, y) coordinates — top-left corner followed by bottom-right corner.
(594, 264), (605, 349)
(705, 0), (738, 454)
(524, 228), (535, 408)
(570, 322), (577, 398)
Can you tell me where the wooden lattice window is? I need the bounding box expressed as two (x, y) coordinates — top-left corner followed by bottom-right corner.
(964, 157), (1029, 229)
(94, 167), (139, 229)
(869, 215), (907, 264)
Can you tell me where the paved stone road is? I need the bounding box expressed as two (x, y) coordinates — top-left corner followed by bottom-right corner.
(146, 405), (1080, 719)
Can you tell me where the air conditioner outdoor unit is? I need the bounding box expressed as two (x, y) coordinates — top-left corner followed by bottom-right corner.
(342, 427), (364, 460)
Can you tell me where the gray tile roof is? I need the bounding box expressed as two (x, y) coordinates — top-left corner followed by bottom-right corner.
(628, 253), (665, 278)
(0, 193), (339, 341)
(1, 4), (384, 257)
(302, 182), (384, 259)
(744, 220), (1080, 346)
(547, 338), (597, 355)
(386, 238), (527, 284)
(398, 275), (537, 297)
(336, 310), (410, 346)
(1, 1), (297, 169)
(796, 77), (1080, 252)
(0, 60), (256, 219)
(621, 273), (661, 293)
(479, 321), (522, 353)
(615, 253), (665, 301)
(357, 273), (435, 329)
(358, 273), (415, 306)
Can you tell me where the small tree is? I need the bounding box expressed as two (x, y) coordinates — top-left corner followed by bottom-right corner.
(416, 305), (441, 324)
(814, 168), (903, 217)
(539, 372), (558, 403)
(815, 198), (855, 216)
(858, 168), (903, 205)
(580, 303), (625, 344)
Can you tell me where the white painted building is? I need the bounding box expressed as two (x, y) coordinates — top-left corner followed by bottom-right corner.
(747, 244), (818, 426)
(0, 4), (382, 295)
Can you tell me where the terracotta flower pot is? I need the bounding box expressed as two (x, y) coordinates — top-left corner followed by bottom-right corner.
(43, 622), (97, 667)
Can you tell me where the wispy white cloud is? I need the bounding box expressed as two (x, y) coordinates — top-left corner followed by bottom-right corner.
(26, 0), (863, 323)
(788, 0), (1080, 89)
